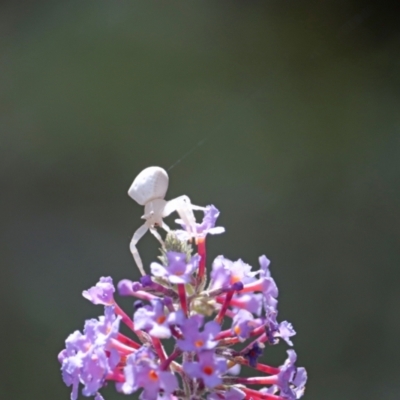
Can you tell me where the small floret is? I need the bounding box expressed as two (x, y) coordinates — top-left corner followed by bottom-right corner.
(151, 251), (199, 284)
(82, 277), (115, 305)
(177, 315), (220, 352)
(176, 204), (225, 240)
(231, 310), (261, 340)
(275, 350), (307, 399)
(120, 346), (178, 400)
(183, 351), (227, 388)
(211, 256), (257, 290)
(133, 299), (184, 339)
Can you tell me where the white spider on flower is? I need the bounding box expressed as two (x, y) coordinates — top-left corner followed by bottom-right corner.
(128, 166), (204, 275)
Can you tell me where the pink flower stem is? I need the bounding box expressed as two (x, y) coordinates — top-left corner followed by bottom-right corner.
(215, 328), (233, 340)
(216, 296), (250, 311)
(215, 291), (234, 324)
(249, 325), (267, 338)
(217, 324), (265, 344)
(177, 284), (188, 316)
(114, 303), (134, 331)
(152, 337), (167, 363)
(106, 371), (125, 382)
(241, 332), (268, 355)
(240, 278), (265, 293)
(130, 290), (158, 301)
(244, 393), (263, 400)
(237, 357), (280, 375)
(117, 333), (141, 349)
(218, 336), (240, 346)
(242, 387), (284, 400)
(196, 237), (206, 288)
(161, 348), (182, 370)
(230, 375), (278, 385)
(110, 338), (138, 355)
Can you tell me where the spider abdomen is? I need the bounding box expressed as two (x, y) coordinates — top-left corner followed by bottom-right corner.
(128, 166), (169, 206)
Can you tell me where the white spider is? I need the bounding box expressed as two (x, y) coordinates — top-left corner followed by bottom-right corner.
(128, 166), (204, 275)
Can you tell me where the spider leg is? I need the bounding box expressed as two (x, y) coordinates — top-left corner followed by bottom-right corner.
(163, 195), (204, 237)
(129, 223), (148, 276)
(190, 204), (205, 211)
(162, 221), (171, 232)
(150, 227), (164, 246)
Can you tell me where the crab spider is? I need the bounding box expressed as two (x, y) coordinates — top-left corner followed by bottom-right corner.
(128, 166), (204, 275)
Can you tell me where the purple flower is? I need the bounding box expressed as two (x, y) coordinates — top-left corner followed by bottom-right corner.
(231, 310), (262, 340)
(120, 346), (178, 400)
(117, 279), (135, 296)
(176, 204), (225, 239)
(261, 277), (279, 299)
(183, 350), (227, 388)
(257, 277), (279, 311)
(79, 347), (109, 396)
(243, 342), (263, 367)
(133, 299), (184, 339)
(254, 256), (280, 309)
(241, 276), (279, 308)
(210, 256), (257, 290)
(263, 305), (280, 344)
(230, 293), (263, 315)
(58, 307), (121, 400)
(82, 277), (115, 305)
(60, 337), (109, 399)
(259, 254), (271, 277)
(59, 333), (82, 400)
(84, 306), (121, 347)
(177, 315), (220, 352)
(275, 350), (307, 399)
(291, 367), (307, 399)
(151, 252), (199, 284)
(277, 321), (296, 346)
(119, 346), (154, 394)
(198, 205), (225, 234)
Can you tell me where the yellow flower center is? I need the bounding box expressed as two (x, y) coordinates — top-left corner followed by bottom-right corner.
(231, 275), (241, 283)
(234, 326), (241, 335)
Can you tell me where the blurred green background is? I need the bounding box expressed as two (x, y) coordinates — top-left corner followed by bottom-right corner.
(1, 1), (399, 399)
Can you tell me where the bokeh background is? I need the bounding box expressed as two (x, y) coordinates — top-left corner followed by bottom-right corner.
(1, 1), (399, 399)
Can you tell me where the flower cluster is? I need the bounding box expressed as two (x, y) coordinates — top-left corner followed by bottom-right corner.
(59, 204), (307, 400)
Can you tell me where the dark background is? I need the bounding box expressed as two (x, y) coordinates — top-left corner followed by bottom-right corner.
(1, 1), (399, 399)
